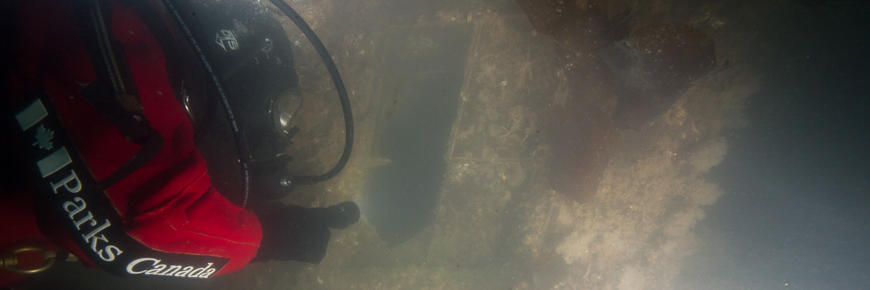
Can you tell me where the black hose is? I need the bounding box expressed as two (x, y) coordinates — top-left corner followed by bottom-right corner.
(268, 0), (354, 186)
(161, 0), (254, 206)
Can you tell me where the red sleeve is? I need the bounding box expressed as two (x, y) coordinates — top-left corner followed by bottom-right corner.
(15, 0), (262, 276)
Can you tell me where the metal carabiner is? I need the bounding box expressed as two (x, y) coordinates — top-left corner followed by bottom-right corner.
(1, 247), (56, 274)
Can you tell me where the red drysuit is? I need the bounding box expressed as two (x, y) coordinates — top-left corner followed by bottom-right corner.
(2, 0), (262, 285)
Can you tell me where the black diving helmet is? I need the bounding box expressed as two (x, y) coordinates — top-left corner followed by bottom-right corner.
(163, 0), (353, 206)
(173, 0), (302, 139)
(163, 0), (311, 204)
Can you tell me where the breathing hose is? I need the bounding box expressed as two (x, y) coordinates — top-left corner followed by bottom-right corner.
(161, 0), (254, 206)
(268, 0), (354, 187)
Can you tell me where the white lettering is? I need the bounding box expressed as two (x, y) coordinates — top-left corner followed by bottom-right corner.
(63, 197), (87, 219)
(174, 266), (194, 277)
(81, 219), (111, 251)
(145, 264), (166, 275)
(161, 265), (182, 276)
(87, 234), (109, 252)
(24, 99), (130, 272)
(126, 258), (159, 274)
(50, 170), (82, 194)
(125, 259), (217, 278)
(200, 268), (216, 278)
(187, 262), (212, 278)
(72, 211), (97, 230)
(98, 245), (123, 262)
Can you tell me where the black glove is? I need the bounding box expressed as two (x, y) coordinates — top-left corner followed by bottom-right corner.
(253, 201), (360, 263)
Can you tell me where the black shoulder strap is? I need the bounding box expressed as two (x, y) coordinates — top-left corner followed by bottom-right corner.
(72, 0), (163, 191)
(73, 0), (137, 96)
(10, 91), (229, 278)
(80, 83), (164, 191)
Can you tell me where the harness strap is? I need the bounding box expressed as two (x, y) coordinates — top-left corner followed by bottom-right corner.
(9, 91), (229, 278)
(73, 0), (136, 95)
(80, 83), (164, 191)
(72, 0), (163, 191)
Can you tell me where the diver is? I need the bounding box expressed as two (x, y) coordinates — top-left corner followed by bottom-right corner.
(0, 0), (358, 286)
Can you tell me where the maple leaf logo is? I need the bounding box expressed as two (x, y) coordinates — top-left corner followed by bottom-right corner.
(32, 125), (54, 150)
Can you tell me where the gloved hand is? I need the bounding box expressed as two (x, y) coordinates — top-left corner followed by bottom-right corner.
(253, 201), (360, 264)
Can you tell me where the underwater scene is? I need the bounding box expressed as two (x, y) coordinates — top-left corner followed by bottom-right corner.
(17, 0), (869, 289)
